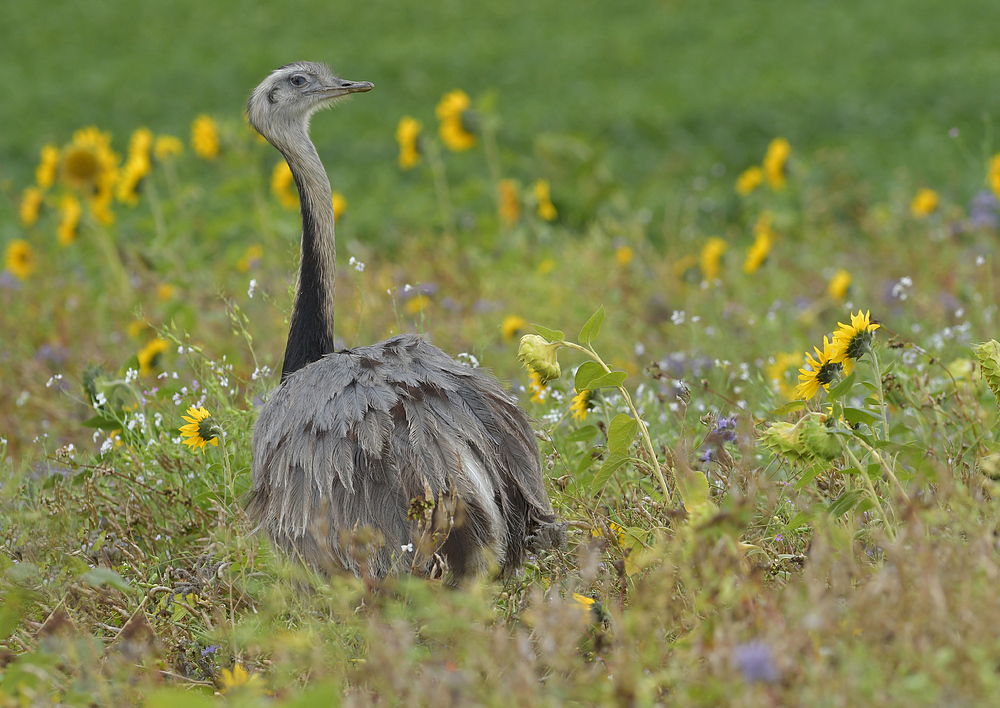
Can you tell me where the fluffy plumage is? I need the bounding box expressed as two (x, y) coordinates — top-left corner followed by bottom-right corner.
(246, 62), (563, 580)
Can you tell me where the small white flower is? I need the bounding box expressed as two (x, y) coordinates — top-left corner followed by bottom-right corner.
(671, 310), (686, 325)
(95, 392), (107, 407)
(100, 437), (114, 455)
(248, 278), (258, 298)
(401, 543), (414, 553)
(976, 255), (986, 266)
(349, 256), (366, 272)
(46, 374), (63, 388)
(125, 368), (138, 383)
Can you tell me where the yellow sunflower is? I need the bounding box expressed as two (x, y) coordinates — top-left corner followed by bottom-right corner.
(763, 137), (791, 189)
(910, 188), (938, 218)
(616, 245), (634, 267)
(500, 314), (529, 342)
(830, 310), (880, 366)
(180, 406), (223, 453)
(117, 128), (153, 205)
(534, 179), (557, 221)
(499, 179), (520, 225)
(271, 160), (298, 209)
(700, 237), (727, 281)
(527, 368), (549, 404)
(796, 336), (843, 400)
(137, 338), (170, 376)
(36, 145), (60, 188)
(236, 244), (264, 273)
(571, 389), (593, 421)
(735, 165), (763, 195)
(990, 154), (1000, 200)
(19, 187), (43, 227)
(331, 193), (347, 221)
(827, 269), (852, 301)
(743, 212), (775, 274)
(62, 127), (120, 195)
(153, 135), (184, 160)
(435, 90), (475, 151)
(191, 114), (219, 160)
(396, 116), (421, 169)
(4, 239), (35, 280)
(57, 195), (82, 246)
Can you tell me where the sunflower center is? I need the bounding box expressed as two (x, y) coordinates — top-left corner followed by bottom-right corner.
(844, 331), (873, 360)
(817, 362), (843, 386)
(64, 148), (99, 182)
(197, 418), (219, 442)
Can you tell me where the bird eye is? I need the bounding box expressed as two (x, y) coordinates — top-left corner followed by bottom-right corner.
(289, 74), (308, 88)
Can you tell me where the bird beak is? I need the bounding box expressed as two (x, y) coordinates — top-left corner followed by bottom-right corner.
(313, 78), (374, 98)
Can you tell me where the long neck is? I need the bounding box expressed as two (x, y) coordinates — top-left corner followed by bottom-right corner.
(277, 137), (337, 381)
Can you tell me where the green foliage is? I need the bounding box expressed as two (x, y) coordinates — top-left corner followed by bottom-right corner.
(3, 16), (1000, 705)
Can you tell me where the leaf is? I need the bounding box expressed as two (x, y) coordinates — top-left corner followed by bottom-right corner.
(531, 324), (564, 342)
(82, 414), (122, 429)
(827, 489), (866, 518)
(591, 453), (630, 491)
(793, 465), (824, 491)
(770, 399), (808, 417)
(675, 466), (716, 524)
(607, 414), (639, 454)
(783, 510), (812, 533)
(578, 305), (606, 344)
(826, 372), (856, 401)
(843, 406), (878, 427)
(565, 425), (600, 443)
(575, 363), (629, 391)
(82, 567), (132, 593)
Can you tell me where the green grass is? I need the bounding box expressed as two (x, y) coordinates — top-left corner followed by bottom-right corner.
(3, 3), (1000, 705)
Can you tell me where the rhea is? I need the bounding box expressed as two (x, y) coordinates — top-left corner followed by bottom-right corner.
(246, 62), (562, 579)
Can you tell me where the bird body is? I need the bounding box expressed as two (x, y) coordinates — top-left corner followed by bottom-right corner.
(246, 62), (562, 580)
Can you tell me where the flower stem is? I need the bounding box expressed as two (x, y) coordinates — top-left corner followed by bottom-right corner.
(559, 341), (673, 503)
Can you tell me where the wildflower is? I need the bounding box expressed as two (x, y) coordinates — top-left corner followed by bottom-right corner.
(349, 256), (365, 272)
(827, 269), (852, 301)
(571, 389), (593, 421)
(116, 128), (153, 205)
(615, 245), (634, 267)
(763, 137), (790, 189)
(436, 90), (475, 151)
(332, 192), (347, 221)
(765, 352), (800, 400)
(271, 160), (298, 209)
(732, 642), (779, 684)
(4, 240), (35, 280)
(57, 195), (82, 246)
(191, 114), (219, 159)
(137, 338), (170, 376)
(830, 309), (880, 365)
(498, 179), (520, 225)
(990, 154), (1000, 201)
(62, 126), (119, 192)
(700, 237), (727, 281)
(396, 116), (421, 169)
(735, 165), (763, 195)
(537, 258), (556, 275)
(180, 405), (223, 453)
(157, 283), (176, 302)
(518, 334), (562, 384)
(500, 315), (529, 342)
(19, 187), (43, 227)
(796, 336), (843, 400)
(128, 320), (151, 339)
(36, 145), (60, 188)
(743, 212), (775, 274)
(527, 369), (548, 403)
(237, 244), (264, 273)
(572, 592), (597, 618)
(910, 188), (939, 217)
(534, 179), (557, 221)
(217, 664), (261, 694)
(154, 135), (184, 160)
(404, 294), (427, 316)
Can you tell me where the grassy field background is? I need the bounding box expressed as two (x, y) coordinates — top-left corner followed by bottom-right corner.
(3, 1), (1000, 705)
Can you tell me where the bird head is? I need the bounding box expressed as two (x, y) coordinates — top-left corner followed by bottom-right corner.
(247, 62), (373, 145)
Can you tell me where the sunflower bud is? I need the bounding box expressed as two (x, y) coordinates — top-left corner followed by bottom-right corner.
(518, 334), (562, 384)
(974, 340), (1000, 407)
